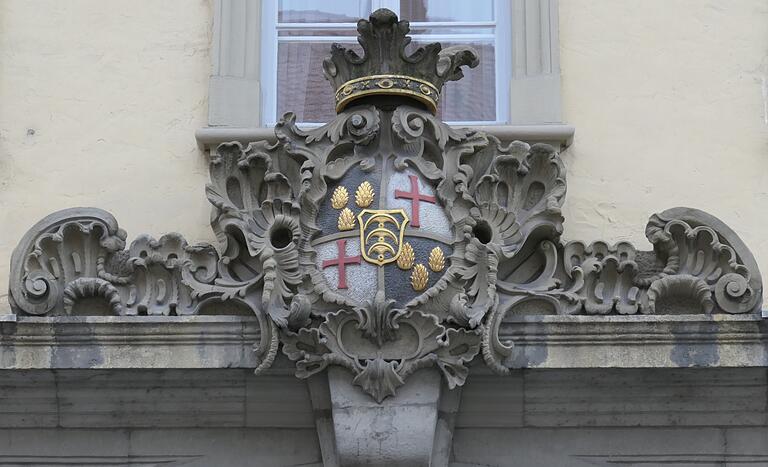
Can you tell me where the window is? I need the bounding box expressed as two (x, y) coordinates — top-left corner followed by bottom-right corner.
(205, 0), (562, 130)
(260, 0), (511, 125)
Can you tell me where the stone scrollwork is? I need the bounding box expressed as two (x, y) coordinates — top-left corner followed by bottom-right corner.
(282, 292), (479, 403)
(7, 8), (764, 399)
(10, 208), (125, 317)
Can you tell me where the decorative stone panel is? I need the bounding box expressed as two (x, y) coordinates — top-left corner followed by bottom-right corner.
(6, 9), (763, 407)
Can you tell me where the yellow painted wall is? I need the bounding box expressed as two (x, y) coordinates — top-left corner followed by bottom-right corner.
(0, 0), (215, 303)
(1, 1), (767, 306)
(559, 0), (768, 304)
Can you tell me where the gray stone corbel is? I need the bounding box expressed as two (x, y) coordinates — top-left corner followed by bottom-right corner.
(326, 367), (444, 466)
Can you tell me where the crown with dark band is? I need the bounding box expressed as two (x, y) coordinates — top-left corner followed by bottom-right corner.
(322, 9), (480, 114)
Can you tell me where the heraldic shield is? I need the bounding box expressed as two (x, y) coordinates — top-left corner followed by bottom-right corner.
(314, 162), (452, 306)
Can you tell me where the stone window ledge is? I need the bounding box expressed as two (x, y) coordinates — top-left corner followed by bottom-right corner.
(194, 124), (576, 152)
(1, 313), (764, 371)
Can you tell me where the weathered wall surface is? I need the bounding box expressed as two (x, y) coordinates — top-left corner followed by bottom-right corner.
(1, 0), (768, 307)
(559, 0), (768, 306)
(2, 367), (767, 466)
(0, 1), (215, 302)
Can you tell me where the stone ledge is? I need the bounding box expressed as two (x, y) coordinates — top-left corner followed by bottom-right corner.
(194, 124), (576, 151)
(499, 314), (768, 369)
(2, 314), (766, 371)
(0, 316), (262, 370)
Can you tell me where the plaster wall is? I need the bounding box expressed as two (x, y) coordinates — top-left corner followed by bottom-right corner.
(1, 0), (768, 306)
(559, 0), (768, 308)
(0, 0), (216, 304)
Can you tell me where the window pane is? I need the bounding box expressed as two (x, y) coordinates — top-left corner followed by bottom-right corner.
(399, 0), (494, 22)
(277, 39), (496, 123)
(277, 41), (356, 123)
(272, 1), (500, 124)
(278, 29), (359, 37)
(408, 26), (495, 35)
(278, 0), (372, 23)
(430, 41), (496, 122)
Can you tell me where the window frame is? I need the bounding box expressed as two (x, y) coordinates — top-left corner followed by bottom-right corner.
(259, 0), (511, 126)
(205, 0), (563, 129)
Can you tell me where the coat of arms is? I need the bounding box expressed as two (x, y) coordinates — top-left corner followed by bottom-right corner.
(315, 165), (450, 305)
(7, 9), (762, 405)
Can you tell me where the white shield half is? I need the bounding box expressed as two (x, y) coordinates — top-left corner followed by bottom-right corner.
(315, 237), (378, 303)
(387, 169), (451, 240)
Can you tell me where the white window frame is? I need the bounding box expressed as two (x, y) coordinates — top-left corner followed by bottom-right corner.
(259, 0), (512, 126)
(205, 0), (563, 129)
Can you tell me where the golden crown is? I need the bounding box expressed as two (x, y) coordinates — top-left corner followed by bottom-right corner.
(322, 9), (479, 114)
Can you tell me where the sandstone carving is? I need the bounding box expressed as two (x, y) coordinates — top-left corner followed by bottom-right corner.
(7, 9), (763, 400)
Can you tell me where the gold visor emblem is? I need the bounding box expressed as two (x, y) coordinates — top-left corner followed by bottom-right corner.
(357, 209), (409, 266)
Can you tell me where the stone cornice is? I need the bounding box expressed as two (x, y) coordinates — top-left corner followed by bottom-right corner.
(194, 123), (576, 151)
(498, 314), (768, 369)
(0, 315), (262, 370)
(2, 314), (766, 370)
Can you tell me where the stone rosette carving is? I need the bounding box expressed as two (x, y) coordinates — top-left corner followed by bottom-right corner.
(7, 9), (763, 400)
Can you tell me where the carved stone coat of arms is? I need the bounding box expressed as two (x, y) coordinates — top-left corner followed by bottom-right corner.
(7, 9), (763, 403)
